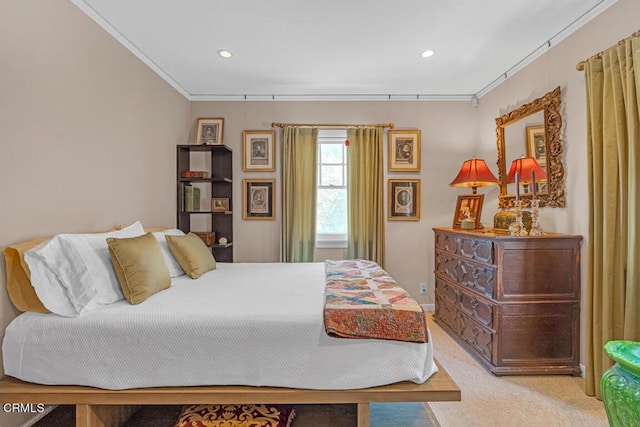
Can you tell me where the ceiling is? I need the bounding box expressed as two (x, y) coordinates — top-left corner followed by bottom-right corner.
(72, 0), (616, 101)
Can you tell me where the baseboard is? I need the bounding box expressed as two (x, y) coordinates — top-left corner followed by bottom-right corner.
(421, 304), (435, 312)
(20, 405), (57, 427)
(580, 364), (586, 379)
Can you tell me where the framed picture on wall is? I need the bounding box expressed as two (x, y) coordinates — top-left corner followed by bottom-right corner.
(195, 117), (224, 145)
(388, 179), (420, 221)
(452, 194), (484, 229)
(388, 130), (421, 172)
(243, 130), (275, 171)
(243, 179), (275, 220)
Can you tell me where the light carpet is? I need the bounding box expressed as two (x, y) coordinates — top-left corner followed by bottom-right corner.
(427, 313), (608, 427)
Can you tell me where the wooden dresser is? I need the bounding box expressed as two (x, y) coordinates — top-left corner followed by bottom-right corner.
(433, 227), (582, 376)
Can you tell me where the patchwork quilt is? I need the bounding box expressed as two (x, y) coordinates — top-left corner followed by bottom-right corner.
(324, 260), (428, 343)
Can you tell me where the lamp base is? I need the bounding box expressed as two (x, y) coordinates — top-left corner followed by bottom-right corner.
(494, 209), (532, 232)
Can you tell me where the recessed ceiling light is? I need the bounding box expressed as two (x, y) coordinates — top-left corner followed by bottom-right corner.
(420, 49), (435, 58)
(218, 49), (233, 59)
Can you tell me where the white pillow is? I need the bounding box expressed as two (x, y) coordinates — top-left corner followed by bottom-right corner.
(25, 221), (145, 316)
(25, 242), (88, 317)
(152, 229), (186, 277)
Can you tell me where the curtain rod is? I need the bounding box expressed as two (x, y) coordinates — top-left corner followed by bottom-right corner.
(576, 29), (640, 71)
(271, 122), (395, 129)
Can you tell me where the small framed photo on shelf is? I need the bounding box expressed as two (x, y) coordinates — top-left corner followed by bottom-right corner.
(388, 179), (420, 221)
(452, 194), (484, 229)
(388, 129), (421, 172)
(243, 130), (275, 172)
(526, 125), (547, 170)
(211, 197), (230, 212)
(195, 117), (224, 145)
(243, 179), (275, 220)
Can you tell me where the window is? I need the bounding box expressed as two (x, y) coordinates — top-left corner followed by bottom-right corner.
(316, 129), (348, 248)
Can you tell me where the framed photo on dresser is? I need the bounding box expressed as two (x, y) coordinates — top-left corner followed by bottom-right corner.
(452, 194), (483, 229)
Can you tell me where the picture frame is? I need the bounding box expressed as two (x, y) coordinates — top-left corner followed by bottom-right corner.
(195, 117), (224, 145)
(243, 179), (275, 220)
(211, 197), (229, 213)
(452, 194), (484, 229)
(388, 130), (421, 172)
(243, 130), (275, 172)
(388, 179), (420, 221)
(526, 125), (546, 170)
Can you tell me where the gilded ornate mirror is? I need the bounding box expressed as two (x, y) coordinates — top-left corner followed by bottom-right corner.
(496, 86), (565, 208)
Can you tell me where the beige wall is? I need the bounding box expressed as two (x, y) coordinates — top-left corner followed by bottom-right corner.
(190, 101), (477, 303)
(476, 0), (640, 367)
(0, 1), (189, 424)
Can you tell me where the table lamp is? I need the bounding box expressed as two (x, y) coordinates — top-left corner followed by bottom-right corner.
(449, 157), (500, 194)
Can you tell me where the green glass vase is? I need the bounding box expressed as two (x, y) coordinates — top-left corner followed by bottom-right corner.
(601, 340), (640, 426)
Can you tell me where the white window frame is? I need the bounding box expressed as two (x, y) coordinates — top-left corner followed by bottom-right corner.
(316, 129), (348, 249)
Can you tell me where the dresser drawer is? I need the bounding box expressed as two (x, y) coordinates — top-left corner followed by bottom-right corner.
(435, 250), (496, 299)
(434, 294), (494, 363)
(434, 230), (494, 264)
(435, 278), (494, 328)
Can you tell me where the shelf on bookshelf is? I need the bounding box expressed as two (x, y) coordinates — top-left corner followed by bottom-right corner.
(179, 177), (232, 183)
(212, 242), (233, 249)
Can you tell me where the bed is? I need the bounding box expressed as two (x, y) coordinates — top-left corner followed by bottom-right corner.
(1, 227), (460, 426)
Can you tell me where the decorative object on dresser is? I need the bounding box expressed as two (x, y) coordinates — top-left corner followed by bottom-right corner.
(433, 227), (582, 376)
(388, 179), (420, 221)
(243, 130), (276, 171)
(177, 144), (233, 262)
(195, 117), (224, 145)
(387, 129), (421, 172)
(243, 179), (275, 220)
(501, 156), (547, 236)
(449, 157), (499, 229)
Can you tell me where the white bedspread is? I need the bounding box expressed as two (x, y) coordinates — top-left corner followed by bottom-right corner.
(3, 263), (436, 390)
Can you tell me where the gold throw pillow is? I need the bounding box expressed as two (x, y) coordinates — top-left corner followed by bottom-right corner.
(107, 232), (171, 304)
(165, 233), (216, 279)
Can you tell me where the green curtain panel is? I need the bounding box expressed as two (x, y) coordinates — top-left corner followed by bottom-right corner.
(584, 34), (640, 399)
(346, 127), (385, 267)
(281, 126), (318, 262)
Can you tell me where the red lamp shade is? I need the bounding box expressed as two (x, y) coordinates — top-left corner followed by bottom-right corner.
(506, 156), (547, 183)
(449, 157), (500, 194)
